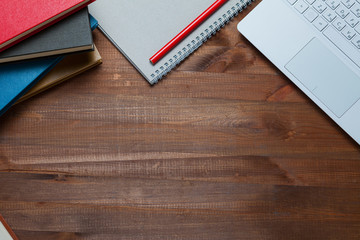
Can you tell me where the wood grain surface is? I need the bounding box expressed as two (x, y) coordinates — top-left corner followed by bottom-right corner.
(1, 2), (360, 239)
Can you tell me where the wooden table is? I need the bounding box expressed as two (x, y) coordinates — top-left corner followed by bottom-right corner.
(1, 2), (360, 239)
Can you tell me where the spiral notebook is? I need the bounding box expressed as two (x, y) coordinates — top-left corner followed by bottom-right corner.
(89, 0), (253, 85)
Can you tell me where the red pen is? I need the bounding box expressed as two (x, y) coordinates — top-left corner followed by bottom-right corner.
(149, 0), (228, 65)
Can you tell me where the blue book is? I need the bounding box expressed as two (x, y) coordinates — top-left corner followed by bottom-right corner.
(0, 15), (98, 116)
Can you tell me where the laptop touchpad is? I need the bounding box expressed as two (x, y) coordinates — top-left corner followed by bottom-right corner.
(285, 38), (360, 117)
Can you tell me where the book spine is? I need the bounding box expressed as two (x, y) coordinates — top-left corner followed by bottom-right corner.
(149, 0), (254, 85)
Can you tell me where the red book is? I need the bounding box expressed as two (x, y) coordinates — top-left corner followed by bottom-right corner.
(0, 0), (95, 53)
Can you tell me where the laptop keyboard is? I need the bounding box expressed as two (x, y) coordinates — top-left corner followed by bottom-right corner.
(287, 0), (360, 68)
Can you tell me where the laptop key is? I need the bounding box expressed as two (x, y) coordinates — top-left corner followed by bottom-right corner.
(314, 16), (328, 30)
(288, 0), (298, 4)
(295, 0), (309, 12)
(350, 3), (360, 17)
(341, 0), (356, 8)
(314, 0), (328, 12)
(345, 13), (359, 27)
(304, 7), (319, 21)
(336, 4), (350, 17)
(352, 35), (360, 48)
(355, 23), (360, 33)
(342, 26), (357, 39)
(323, 8), (338, 21)
(326, 0), (341, 9)
(333, 17), (347, 30)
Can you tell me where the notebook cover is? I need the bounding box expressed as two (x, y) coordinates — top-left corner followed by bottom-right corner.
(89, 0), (253, 85)
(0, 8), (94, 63)
(17, 45), (102, 103)
(0, 214), (19, 240)
(0, 15), (99, 116)
(0, 0), (95, 52)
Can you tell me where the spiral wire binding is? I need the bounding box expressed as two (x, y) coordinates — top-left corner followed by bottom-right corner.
(149, 0), (254, 85)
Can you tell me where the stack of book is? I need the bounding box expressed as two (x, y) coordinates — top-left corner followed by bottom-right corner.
(0, 0), (102, 116)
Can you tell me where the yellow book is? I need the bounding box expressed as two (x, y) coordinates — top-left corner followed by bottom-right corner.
(16, 45), (102, 104)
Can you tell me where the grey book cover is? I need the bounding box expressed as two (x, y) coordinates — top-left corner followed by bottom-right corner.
(0, 7), (94, 63)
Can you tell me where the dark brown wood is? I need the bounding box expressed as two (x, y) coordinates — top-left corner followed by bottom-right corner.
(1, 2), (360, 239)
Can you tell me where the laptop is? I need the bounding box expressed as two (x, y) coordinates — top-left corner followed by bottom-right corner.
(237, 0), (360, 145)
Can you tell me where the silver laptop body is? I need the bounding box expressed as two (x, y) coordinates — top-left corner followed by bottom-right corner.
(238, 0), (360, 144)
